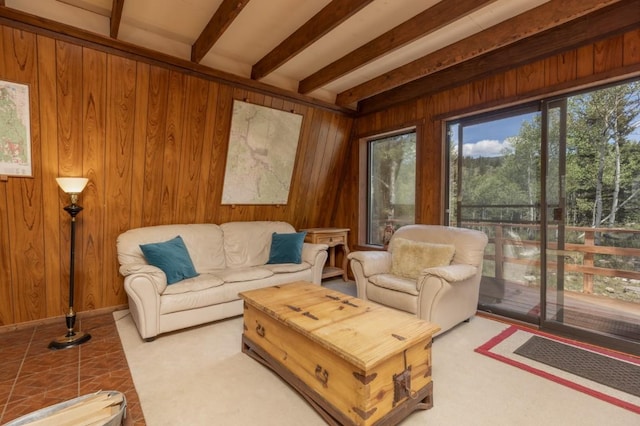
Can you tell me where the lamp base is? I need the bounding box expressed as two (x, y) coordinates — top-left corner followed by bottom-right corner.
(48, 331), (91, 350)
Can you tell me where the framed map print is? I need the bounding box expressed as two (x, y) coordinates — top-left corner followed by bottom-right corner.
(221, 100), (303, 204)
(0, 80), (32, 177)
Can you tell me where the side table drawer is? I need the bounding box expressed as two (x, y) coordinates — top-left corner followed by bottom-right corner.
(312, 233), (346, 246)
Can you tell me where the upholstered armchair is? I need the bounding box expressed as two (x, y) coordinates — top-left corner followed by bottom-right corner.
(348, 225), (488, 335)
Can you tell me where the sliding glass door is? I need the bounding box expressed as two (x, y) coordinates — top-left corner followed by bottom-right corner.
(447, 79), (640, 353)
(448, 106), (542, 321)
(542, 85), (640, 351)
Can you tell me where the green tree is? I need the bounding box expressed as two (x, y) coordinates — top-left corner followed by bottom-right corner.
(568, 82), (640, 227)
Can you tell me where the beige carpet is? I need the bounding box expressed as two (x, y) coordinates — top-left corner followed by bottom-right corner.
(114, 286), (638, 425)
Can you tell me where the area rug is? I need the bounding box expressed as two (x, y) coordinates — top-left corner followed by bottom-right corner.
(475, 325), (640, 414)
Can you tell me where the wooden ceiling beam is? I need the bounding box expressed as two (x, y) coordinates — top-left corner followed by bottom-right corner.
(191, 0), (252, 63)
(358, 0), (640, 114)
(298, 0), (498, 95)
(251, 0), (374, 81)
(336, 0), (623, 107)
(110, 0), (124, 38)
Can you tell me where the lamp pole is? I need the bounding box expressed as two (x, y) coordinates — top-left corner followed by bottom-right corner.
(49, 179), (91, 350)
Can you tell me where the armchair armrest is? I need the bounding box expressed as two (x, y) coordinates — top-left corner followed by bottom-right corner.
(417, 264), (477, 290)
(302, 243), (329, 265)
(347, 251), (391, 277)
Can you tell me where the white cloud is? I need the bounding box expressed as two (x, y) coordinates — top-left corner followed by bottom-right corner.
(463, 139), (513, 158)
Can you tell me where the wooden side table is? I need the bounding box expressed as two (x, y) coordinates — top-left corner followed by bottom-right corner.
(301, 228), (350, 281)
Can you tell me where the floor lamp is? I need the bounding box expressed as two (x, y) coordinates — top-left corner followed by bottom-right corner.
(49, 177), (92, 350)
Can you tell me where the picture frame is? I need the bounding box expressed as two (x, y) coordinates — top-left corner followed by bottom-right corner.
(0, 79), (32, 178)
(221, 100), (303, 205)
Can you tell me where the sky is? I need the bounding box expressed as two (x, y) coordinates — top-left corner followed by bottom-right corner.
(452, 112), (538, 158)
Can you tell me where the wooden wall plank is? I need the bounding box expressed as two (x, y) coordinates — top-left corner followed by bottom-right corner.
(103, 54), (137, 306)
(141, 66), (169, 227)
(576, 44), (595, 78)
(294, 108), (321, 226)
(37, 34), (62, 319)
(313, 113), (340, 226)
(323, 115), (352, 227)
(545, 50), (578, 86)
(80, 47), (107, 311)
(0, 27), (13, 325)
(623, 29), (640, 65)
(205, 84), (233, 224)
(516, 61), (546, 94)
(160, 71), (186, 224)
(195, 81), (219, 224)
(176, 75), (208, 223)
(130, 62), (150, 230)
(594, 35), (624, 73)
(5, 28), (45, 322)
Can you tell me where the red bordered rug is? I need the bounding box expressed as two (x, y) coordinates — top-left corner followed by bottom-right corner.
(475, 325), (640, 415)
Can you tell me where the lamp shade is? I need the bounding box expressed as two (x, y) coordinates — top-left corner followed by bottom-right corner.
(56, 177), (89, 194)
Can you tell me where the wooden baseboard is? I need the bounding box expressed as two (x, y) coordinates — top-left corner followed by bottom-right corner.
(0, 304), (129, 334)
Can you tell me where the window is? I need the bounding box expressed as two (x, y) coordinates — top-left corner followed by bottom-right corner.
(365, 130), (416, 246)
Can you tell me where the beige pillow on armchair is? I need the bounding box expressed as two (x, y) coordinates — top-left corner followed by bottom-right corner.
(390, 237), (456, 279)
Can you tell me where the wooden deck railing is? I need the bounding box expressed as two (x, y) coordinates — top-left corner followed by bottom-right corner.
(468, 222), (640, 294)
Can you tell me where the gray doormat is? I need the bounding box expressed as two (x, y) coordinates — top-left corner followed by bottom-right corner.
(514, 335), (640, 397)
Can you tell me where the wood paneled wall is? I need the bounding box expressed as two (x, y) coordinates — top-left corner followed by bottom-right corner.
(338, 29), (640, 250)
(0, 25), (353, 326)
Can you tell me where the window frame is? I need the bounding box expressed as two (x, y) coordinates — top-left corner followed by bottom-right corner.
(357, 123), (421, 248)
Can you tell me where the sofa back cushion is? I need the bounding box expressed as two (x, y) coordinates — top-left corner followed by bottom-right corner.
(389, 237), (455, 279)
(221, 221), (296, 268)
(117, 224), (226, 272)
(391, 225), (488, 267)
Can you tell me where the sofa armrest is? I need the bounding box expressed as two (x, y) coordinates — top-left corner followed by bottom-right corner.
(347, 251), (391, 277)
(119, 263), (168, 295)
(302, 243), (329, 265)
(121, 267), (165, 340)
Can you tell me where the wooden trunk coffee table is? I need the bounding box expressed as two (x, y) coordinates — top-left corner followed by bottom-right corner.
(240, 281), (440, 426)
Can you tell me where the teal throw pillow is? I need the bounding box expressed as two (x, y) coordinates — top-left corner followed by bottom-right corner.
(140, 235), (199, 284)
(267, 231), (307, 264)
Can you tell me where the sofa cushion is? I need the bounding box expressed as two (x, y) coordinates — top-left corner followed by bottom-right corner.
(213, 267), (274, 283)
(176, 224), (226, 272)
(267, 231), (306, 264)
(140, 236), (199, 284)
(221, 221), (297, 268)
(162, 274), (225, 295)
(370, 273), (419, 296)
(262, 262), (311, 274)
(390, 237), (455, 280)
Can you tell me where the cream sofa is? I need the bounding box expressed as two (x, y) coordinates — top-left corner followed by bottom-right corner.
(348, 225), (488, 336)
(117, 221), (328, 340)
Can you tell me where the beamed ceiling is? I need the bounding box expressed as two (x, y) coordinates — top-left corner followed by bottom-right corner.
(1, 0), (639, 113)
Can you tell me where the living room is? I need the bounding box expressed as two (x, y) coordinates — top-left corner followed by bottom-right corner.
(0, 0), (639, 424)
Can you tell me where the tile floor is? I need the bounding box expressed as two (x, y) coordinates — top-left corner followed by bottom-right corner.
(0, 311), (145, 425)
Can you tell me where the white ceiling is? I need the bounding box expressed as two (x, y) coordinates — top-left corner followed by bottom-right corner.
(3, 0), (614, 109)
